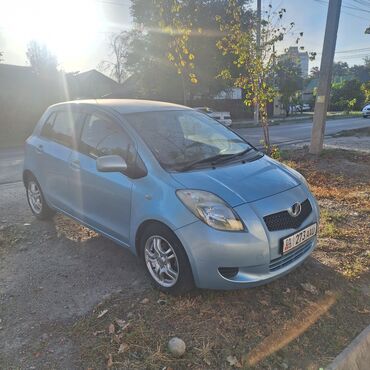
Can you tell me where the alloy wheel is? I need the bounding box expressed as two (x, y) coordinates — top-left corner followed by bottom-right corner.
(144, 235), (179, 287)
(27, 180), (43, 215)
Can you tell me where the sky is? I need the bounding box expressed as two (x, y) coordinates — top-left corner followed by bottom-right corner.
(0, 0), (369, 74)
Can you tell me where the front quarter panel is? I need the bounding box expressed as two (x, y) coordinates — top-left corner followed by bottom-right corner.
(129, 171), (198, 252)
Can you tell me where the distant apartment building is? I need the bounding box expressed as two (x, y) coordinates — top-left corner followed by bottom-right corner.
(281, 46), (309, 78)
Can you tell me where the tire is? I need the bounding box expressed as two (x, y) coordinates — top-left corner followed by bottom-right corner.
(139, 223), (194, 295)
(25, 175), (55, 220)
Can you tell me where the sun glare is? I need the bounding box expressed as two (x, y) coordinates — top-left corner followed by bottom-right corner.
(0, 0), (102, 65)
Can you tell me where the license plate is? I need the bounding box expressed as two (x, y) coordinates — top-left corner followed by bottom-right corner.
(282, 223), (317, 254)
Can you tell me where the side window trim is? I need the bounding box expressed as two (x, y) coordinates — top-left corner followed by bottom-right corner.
(39, 112), (57, 141)
(78, 111), (135, 159)
(39, 109), (84, 149)
(78, 110), (147, 179)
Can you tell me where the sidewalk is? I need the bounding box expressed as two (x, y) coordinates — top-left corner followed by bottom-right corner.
(231, 112), (362, 128)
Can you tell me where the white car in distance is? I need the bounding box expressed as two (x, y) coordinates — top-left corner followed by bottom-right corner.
(194, 107), (232, 127)
(362, 104), (370, 118)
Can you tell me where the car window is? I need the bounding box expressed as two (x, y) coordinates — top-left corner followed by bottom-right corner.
(80, 113), (135, 165)
(40, 112), (56, 139)
(40, 110), (83, 148)
(126, 110), (251, 171)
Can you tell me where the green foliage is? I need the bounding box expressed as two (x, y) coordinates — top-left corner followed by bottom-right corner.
(330, 79), (365, 112)
(152, 0), (199, 103)
(275, 59), (303, 115)
(361, 81), (370, 103)
(117, 0), (248, 102)
(26, 40), (58, 75)
(215, 0), (299, 152)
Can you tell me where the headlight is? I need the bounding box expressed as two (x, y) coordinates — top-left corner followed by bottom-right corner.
(176, 190), (245, 231)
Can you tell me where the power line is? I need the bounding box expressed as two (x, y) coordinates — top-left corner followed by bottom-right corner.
(336, 53), (370, 59)
(312, 0), (370, 20)
(313, 0), (370, 13)
(316, 47), (370, 54)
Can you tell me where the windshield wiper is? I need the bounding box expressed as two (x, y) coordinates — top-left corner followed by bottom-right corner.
(178, 153), (236, 171)
(214, 147), (255, 164)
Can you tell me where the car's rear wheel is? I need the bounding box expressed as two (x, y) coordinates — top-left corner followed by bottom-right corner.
(26, 175), (55, 220)
(139, 223), (194, 295)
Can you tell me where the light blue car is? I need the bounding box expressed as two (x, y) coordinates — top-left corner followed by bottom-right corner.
(23, 100), (320, 294)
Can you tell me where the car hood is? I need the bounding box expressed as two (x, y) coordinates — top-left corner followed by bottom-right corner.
(171, 156), (300, 207)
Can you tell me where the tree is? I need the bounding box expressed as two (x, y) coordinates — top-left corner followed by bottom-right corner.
(361, 81), (370, 103)
(350, 64), (370, 83)
(152, 0), (199, 104)
(309, 66), (320, 78)
(330, 79), (365, 112)
(26, 41), (58, 75)
(99, 31), (139, 83)
(275, 59), (303, 116)
(216, 1), (300, 152)
(332, 61), (350, 82)
(0, 51), (3, 62)
(114, 0), (249, 102)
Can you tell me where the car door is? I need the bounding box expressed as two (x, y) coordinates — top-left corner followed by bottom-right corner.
(68, 111), (134, 245)
(38, 108), (84, 212)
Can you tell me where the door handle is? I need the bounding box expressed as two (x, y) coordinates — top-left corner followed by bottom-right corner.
(36, 144), (43, 154)
(70, 160), (80, 170)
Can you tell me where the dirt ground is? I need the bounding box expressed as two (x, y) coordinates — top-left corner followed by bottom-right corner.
(0, 148), (369, 369)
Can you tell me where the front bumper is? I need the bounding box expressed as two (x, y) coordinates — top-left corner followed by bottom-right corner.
(175, 185), (319, 289)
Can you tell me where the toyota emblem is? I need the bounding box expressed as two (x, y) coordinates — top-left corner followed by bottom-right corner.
(288, 202), (302, 217)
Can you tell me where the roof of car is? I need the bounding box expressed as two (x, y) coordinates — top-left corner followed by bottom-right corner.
(50, 99), (191, 114)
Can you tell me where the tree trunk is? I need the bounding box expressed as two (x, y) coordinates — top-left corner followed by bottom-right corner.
(181, 73), (187, 105)
(261, 105), (271, 154)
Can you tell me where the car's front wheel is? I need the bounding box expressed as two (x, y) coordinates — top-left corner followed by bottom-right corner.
(26, 175), (55, 220)
(140, 223), (194, 295)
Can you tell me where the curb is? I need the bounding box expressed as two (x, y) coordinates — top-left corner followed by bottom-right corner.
(231, 115), (361, 129)
(326, 325), (370, 370)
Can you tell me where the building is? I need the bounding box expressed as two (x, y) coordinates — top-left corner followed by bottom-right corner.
(66, 69), (119, 99)
(0, 64), (119, 145)
(282, 47), (309, 78)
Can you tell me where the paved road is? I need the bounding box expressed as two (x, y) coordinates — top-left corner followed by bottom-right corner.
(0, 181), (148, 368)
(0, 146), (24, 185)
(1, 117), (369, 185)
(236, 116), (370, 147)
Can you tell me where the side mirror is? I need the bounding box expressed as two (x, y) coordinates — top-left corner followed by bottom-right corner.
(96, 155), (127, 173)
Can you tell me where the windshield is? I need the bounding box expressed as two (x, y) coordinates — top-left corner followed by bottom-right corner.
(125, 110), (255, 171)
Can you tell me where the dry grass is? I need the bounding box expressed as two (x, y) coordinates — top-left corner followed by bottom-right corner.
(282, 148), (370, 279)
(65, 148), (370, 369)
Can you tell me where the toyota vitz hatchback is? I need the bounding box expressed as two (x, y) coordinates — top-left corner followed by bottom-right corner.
(24, 100), (319, 294)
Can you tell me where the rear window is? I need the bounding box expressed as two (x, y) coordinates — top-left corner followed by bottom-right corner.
(40, 110), (84, 148)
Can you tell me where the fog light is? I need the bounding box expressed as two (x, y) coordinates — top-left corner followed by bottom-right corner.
(218, 267), (239, 279)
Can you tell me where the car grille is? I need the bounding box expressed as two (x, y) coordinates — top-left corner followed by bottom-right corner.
(263, 199), (312, 231)
(269, 241), (313, 271)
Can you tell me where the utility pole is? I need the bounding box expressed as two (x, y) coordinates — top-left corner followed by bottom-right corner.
(254, 0), (261, 125)
(309, 0), (342, 154)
